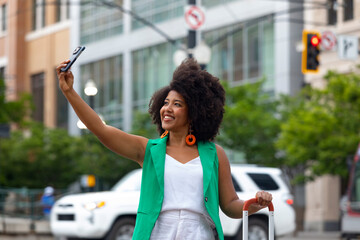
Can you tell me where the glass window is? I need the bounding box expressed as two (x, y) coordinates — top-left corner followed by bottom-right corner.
(247, 173), (279, 190)
(32, 0), (37, 30)
(343, 0), (354, 21)
(233, 29), (244, 82)
(327, 0), (337, 25)
(80, 56), (123, 128)
(1, 4), (7, 32)
(56, 0), (61, 22)
(131, 0), (184, 30)
(32, 0), (45, 30)
(31, 73), (44, 123)
(55, 0), (70, 22)
(41, 0), (46, 27)
(55, 70), (68, 129)
(203, 21), (274, 89)
(247, 25), (260, 79)
(80, 0), (123, 44)
(262, 21), (275, 91)
(202, 0), (237, 8)
(132, 42), (177, 112)
(0, 67), (5, 80)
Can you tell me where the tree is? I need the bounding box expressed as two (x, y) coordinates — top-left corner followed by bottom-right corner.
(277, 71), (360, 182)
(0, 77), (32, 126)
(218, 80), (282, 166)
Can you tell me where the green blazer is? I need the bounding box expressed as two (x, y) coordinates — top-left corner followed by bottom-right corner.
(132, 136), (224, 240)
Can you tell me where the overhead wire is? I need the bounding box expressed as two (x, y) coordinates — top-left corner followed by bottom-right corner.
(3, 0), (337, 49)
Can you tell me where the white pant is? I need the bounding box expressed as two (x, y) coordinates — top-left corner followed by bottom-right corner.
(150, 210), (217, 240)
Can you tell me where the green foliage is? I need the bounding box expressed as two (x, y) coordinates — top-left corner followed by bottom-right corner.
(0, 122), (138, 189)
(219, 80), (282, 166)
(0, 77), (33, 125)
(131, 110), (158, 139)
(277, 71), (360, 182)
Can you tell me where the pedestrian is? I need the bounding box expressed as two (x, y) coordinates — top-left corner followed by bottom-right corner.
(56, 58), (272, 240)
(41, 186), (55, 219)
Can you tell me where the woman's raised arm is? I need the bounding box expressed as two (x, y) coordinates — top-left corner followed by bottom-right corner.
(56, 60), (148, 166)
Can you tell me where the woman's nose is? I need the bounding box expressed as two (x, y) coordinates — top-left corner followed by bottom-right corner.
(164, 104), (173, 112)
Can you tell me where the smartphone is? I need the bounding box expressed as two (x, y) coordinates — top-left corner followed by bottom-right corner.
(60, 46), (86, 72)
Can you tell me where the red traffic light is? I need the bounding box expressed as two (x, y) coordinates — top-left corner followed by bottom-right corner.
(310, 35), (321, 47)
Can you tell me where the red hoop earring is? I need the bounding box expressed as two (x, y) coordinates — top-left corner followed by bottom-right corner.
(161, 130), (168, 138)
(186, 134), (196, 146)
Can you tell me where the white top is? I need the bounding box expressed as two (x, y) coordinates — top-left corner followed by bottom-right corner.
(161, 154), (209, 217)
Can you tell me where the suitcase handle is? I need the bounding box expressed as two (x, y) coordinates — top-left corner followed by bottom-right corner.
(242, 198), (274, 240)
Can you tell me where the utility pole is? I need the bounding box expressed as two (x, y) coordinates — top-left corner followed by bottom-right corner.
(188, 0), (196, 58)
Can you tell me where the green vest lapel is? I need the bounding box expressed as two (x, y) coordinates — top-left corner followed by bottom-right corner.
(198, 141), (217, 194)
(149, 136), (168, 192)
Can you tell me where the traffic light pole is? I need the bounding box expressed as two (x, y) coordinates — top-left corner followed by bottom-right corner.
(188, 0), (196, 58)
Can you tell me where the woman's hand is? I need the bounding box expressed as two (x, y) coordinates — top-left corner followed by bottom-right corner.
(56, 60), (74, 93)
(250, 190), (273, 212)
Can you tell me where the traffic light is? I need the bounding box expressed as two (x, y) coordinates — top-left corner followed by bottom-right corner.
(302, 30), (321, 74)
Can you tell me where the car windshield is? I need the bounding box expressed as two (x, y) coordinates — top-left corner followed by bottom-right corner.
(111, 169), (142, 192)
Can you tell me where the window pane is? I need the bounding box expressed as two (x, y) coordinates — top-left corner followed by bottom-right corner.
(247, 173), (279, 190)
(263, 22), (275, 90)
(80, 1), (123, 44)
(31, 73), (44, 122)
(327, 0), (337, 25)
(132, 42), (174, 112)
(343, 0), (354, 21)
(80, 56), (123, 128)
(32, 0), (36, 30)
(132, 0), (184, 30)
(55, 0), (61, 22)
(55, 70), (68, 129)
(233, 29), (244, 82)
(247, 25), (260, 79)
(1, 4), (7, 32)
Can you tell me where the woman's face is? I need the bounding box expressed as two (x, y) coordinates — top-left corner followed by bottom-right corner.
(160, 90), (189, 132)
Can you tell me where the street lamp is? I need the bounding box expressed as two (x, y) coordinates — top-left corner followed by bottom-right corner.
(173, 48), (188, 67)
(173, 41), (211, 69)
(194, 41), (211, 70)
(84, 79), (98, 109)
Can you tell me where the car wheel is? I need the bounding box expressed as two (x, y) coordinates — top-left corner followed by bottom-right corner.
(105, 217), (136, 240)
(235, 218), (269, 240)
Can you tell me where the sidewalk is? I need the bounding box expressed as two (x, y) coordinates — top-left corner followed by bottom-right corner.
(279, 231), (341, 240)
(0, 216), (342, 239)
(0, 216), (51, 235)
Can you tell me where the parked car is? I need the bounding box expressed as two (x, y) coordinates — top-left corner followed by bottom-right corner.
(50, 164), (295, 240)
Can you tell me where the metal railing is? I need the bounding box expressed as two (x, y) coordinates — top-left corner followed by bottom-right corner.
(0, 187), (64, 234)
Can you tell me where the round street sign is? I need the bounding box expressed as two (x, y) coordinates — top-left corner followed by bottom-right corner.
(321, 30), (337, 51)
(185, 6), (205, 30)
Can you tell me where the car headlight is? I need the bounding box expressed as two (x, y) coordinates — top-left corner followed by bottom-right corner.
(83, 201), (106, 211)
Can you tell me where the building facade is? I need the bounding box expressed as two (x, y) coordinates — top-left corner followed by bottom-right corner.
(303, 0), (359, 232)
(69, 0), (304, 136)
(0, 0), (71, 129)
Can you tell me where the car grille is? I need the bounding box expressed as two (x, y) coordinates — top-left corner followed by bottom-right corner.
(57, 214), (75, 221)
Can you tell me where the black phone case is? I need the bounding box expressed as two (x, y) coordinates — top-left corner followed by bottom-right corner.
(61, 46), (86, 72)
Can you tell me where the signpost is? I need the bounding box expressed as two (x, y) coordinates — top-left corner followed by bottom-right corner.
(185, 5), (205, 30)
(338, 35), (359, 60)
(321, 31), (337, 51)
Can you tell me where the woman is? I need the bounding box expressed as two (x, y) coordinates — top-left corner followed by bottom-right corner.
(56, 58), (272, 240)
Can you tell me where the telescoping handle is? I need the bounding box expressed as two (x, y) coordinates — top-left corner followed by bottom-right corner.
(242, 198), (274, 240)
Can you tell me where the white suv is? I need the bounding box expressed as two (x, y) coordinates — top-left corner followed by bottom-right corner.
(50, 164), (295, 240)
